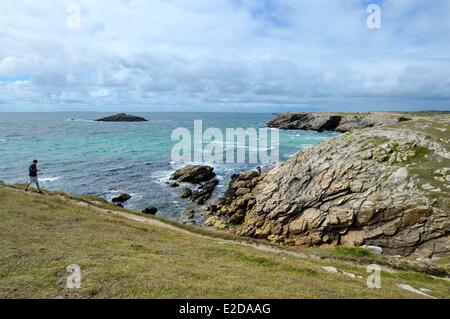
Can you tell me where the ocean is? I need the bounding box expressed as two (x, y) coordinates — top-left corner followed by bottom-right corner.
(0, 112), (338, 220)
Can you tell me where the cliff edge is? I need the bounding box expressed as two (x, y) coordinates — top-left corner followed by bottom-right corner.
(266, 112), (412, 132)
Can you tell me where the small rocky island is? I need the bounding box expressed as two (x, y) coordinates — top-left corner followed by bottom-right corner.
(96, 113), (148, 122)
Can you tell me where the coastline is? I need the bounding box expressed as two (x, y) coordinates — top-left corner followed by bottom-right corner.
(2, 111), (448, 261)
(202, 111), (450, 260)
(0, 112), (337, 218)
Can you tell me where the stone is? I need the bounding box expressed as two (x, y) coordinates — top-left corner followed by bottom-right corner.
(289, 209), (322, 235)
(362, 245), (383, 256)
(235, 188), (251, 196)
(167, 181), (180, 188)
(386, 167), (408, 185)
(321, 266), (338, 273)
(240, 171), (260, 180)
(205, 216), (227, 230)
(340, 231), (364, 246)
(180, 188), (193, 198)
(186, 210), (195, 219)
(189, 179), (219, 204)
(142, 207), (158, 215)
(112, 193), (131, 203)
(170, 165), (216, 184)
(400, 207), (428, 227)
(397, 284), (436, 299)
(342, 271), (356, 278)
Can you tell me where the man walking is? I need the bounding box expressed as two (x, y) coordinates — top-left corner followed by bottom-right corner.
(25, 160), (42, 193)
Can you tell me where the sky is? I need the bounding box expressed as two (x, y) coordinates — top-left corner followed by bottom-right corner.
(0, 0), (449, 112)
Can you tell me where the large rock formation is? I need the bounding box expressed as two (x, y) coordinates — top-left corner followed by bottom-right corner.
(170, 165), (216, 184)
(210, 115), (449, 259)
(96, 113), (148, 122)
(267, 112), (411, 132)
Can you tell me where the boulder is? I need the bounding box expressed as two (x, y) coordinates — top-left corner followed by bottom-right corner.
(96, 113), (148, 122)
(236, 188), (251, 196)
(170, 165), (216, 183)
(142, 207), (158, 215)
(180, 188), (193, 198)
(186, 210), (195, 219)
(167, 181), (180, 188)
(189, 179), (219, 204)
(112, 193), (131, 203)
(362, 245), (383, 256)
(205, 216), (227, 230)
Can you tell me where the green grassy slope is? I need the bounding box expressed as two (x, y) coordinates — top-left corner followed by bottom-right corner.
(0, 185), (448, 299)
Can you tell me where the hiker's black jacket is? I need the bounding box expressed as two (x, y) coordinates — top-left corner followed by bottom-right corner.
(29, 164), (38, 177)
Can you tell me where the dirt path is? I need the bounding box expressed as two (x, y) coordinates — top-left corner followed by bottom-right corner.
(59, 193), (314, 259)
(8, 186), (315, 260)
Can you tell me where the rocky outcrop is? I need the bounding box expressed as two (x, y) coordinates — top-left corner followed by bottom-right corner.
(170, 165), (216, 183)
(189, 179), (219, 205)
(96, 113), (148, 122)
(210, 116), (449, 259)
(171, 165), (219, 204)
(266, 112), (411, 132)
(180, 188), (193, 198)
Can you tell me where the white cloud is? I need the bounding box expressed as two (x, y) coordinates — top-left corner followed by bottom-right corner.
(90, 88), (112, 98)
(0, 0), (449, 111)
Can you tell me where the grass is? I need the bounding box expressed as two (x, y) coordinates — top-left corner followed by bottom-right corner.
(334, 247), (374, 258)
(414, 146), (431, 159)
(8, 184), (131, 213)
(0, 184), (449, 299)
(380, 117), (450, 208)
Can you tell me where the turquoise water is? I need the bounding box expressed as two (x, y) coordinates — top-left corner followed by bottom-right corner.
(0, 112), (338, 219)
